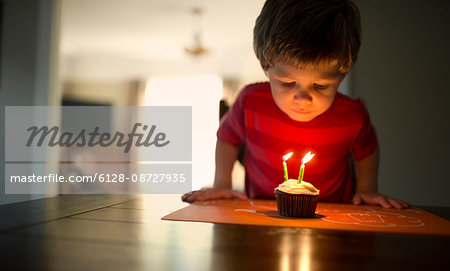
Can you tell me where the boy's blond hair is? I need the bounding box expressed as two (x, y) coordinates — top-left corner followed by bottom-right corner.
(254, 0), (361, 74)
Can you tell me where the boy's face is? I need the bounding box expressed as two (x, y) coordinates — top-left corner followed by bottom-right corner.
(266, 61), (345, 122)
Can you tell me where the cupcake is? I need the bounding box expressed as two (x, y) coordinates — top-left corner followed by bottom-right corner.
(274, 179), (319, 217)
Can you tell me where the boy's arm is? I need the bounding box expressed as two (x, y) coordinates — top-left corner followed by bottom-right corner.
(181, 139), (248, 203)
(213, 138), (239, 189)
(353, 148), (410, 208)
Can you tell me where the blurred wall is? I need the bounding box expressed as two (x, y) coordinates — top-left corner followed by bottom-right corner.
(353, 0), (450, 206)
(0, 0), (61, 205)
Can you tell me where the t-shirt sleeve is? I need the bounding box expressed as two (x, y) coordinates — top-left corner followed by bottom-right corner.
(216, 89), (247, 146)
(352, 104), (378, 161)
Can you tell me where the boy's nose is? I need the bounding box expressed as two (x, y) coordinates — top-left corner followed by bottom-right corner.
(293, 90), (312, 102)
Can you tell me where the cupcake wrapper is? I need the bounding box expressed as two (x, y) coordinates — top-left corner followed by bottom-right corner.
(274, 190), (318, 217)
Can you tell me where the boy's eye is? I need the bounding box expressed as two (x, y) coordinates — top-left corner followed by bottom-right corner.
(281, 81), (296, 88)
(313, 83), (329, 90)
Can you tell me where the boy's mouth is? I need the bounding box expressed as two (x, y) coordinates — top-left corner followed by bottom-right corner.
(291, 108), (312, 114)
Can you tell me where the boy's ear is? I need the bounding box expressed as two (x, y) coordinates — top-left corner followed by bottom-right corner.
(336, 72), (347, 84)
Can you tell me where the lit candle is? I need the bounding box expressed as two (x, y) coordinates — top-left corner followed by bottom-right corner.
(282, 152), (293, 182)
(298, 151), (315, 183)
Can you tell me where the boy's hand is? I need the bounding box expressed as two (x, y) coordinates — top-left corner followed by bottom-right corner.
(352, 192), (410, 209)
(181, 188), (248, 203)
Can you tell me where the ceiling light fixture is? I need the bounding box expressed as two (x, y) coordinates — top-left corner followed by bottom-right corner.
(184, 7), (209, 56)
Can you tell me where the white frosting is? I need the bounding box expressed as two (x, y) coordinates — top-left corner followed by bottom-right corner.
(275, 179), (320, 195)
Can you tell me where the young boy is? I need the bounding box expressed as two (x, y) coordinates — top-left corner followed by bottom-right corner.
(182, 0), (410, 208)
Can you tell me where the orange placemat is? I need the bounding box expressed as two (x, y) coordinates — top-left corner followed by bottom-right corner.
(162, 200), (450, 235)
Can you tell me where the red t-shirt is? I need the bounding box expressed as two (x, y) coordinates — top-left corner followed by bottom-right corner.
(217, 82), (378, 202)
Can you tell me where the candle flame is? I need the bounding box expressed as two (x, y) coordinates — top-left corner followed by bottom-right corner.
(283, 152), (293, 161)
(301, 151), (315, 164)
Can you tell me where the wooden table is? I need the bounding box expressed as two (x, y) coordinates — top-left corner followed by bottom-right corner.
(0, 194), (449, 270)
